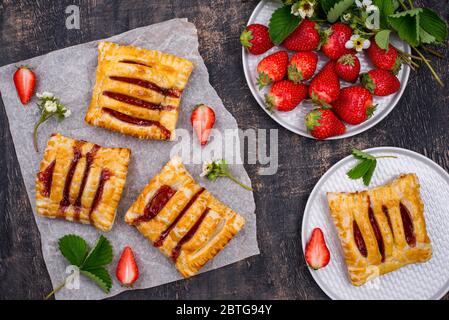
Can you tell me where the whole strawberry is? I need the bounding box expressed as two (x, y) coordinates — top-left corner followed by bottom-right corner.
(335, 54), (360, 83)
(305, 108), (346, 140)
(360, 69), (401, 96)
(320, 22), (354, 60)
(332, 86), (375, 125)
(281, 19), (320, 51)
(309, 61), (340, 106)
(240, 24), (274, 55)
(367, 39), (401, 73)
(256, 51), (289, 89)
(288, 51), (318, 83)
(265, 80), (308, 112)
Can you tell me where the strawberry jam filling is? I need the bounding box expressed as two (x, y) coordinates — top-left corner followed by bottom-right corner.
(353, 220), (367, 257)
(154, 188), (205, 248)
(400, 203), (416, 247)
(172, 207), (210, 262)
(38, 160), (56, 197)
(102, 108), (171, 139)
(73, 145), (100, 221)
(368, 205), (385, 262)
(102, 91), (175, 111)
(109, 76), (181, 98)
(133, 185), (176, 223)
(60, 146), (82, 209)
(89, 169), (111, 222)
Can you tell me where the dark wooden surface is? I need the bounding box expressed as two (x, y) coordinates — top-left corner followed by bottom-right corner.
(0, 0), (448, 300)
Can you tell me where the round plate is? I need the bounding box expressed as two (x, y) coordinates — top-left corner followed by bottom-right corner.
(302, 147), (449, 300)
(242, 0), (411, 139)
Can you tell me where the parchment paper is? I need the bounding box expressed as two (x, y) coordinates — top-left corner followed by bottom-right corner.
(0, 18), (259, 300)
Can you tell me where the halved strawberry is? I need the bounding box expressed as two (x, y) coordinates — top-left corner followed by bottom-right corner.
(191, 104), (216, 146)
(116, 246), (139, 287)
(13, 65), (36, 105)
(304, 228), (330, 270)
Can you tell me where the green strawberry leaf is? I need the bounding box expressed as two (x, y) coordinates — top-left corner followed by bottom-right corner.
(82, 235), (113, 270)
(58, 234), (89, 267)
(419, 8), (448, 44)
(327, 0), (354, 23)
(375, 29), (392, 50)
(362, 160), (377, 186)
(352, 148), (375, 161)
(347, 159), (376, 180)
(268, 5), (301, 45)
(373, 0), (395, 29)
(81, 267), (112, 293)
(320, 0), (340, 14)
(388, 9), (421, 47)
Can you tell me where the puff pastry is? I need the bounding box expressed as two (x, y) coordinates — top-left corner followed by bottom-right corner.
(125, 156), (245, 277)
(85, 42), (194, 141)
(36, 133), (131, 232)
(327, 174), (432, 286)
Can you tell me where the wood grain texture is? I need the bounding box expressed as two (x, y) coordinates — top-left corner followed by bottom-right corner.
(0, 0), (448, 300)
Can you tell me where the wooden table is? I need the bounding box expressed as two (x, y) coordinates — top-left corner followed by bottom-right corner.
(0, 0), (448, 300)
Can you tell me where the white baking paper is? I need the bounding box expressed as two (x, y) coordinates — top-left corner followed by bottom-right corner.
(0, 18), (259, 300)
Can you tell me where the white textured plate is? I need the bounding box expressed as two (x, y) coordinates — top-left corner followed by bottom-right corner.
(242, 0), (411, 139)
(302, 147), (449, 300)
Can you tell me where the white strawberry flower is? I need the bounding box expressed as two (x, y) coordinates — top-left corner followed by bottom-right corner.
(36, 91), (54, 99)
(63, 108), (71, 118)
(291, 0), (315, 19)
(345, 34), (371, 52)
(44, 100), (58, 113)
(200, 159), (215, 177)
(355, 0), (372, 9)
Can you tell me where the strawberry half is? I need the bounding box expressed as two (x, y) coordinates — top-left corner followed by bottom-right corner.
(116, 246), (139, 287)
(13, 65), (36, 105)
(256, 51), (289, 89)
(240, 24), (274, 55)
(305, 228), (330, 270)
(191, 104), (216, 145)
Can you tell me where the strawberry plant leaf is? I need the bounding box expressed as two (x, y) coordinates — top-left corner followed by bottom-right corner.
(362, 161), (377, 186)
(419, 8), (448, 44)
(347, 159), (376, 180)
(81, 267), (112, 293)
(268, 5), (301, 45)
(373, 0), (395, 29)
(375, 29), (392, 50)
(388, 9), (421, 47)
(82, 235), (113, 270)
(58, 234), (89, 267)
(320, 0), (340, 14)
(352, 148), (375, 161)
(327, 0), (354, 23)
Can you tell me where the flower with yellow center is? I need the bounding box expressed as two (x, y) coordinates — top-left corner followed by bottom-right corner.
(345, 34), (370, 52)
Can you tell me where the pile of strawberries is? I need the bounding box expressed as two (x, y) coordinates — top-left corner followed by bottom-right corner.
(241, 20), (401, 140)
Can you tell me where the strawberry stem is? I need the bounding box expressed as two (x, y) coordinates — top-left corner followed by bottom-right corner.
(44, 277), (68, 300)
(421, 46), (445, 59)
(225, 173), (253, 191)
(412, 46), (444, 87)
(33, 114), (50, 153)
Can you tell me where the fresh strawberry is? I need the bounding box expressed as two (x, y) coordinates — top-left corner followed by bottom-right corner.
(288, 51), (318, 83)
(305, 108), (346, 139)
(281, 19), (320, 51)
(265, 80), (308, 112)
(305, 228), (331, 270)
(13, 66), (36, 105)
(256, 51), (289, 89)
(191, 104), (216, 145)
(366, 39), (401, 73)
(308, 61), (340, 106)
(332, 86), (375, 125)
(116, 246), (139, 287)
(320, 22), (354, 60)
(361, 69), (400, 97)
(240, 24), (274, 55)
(335, 53), (360, 83)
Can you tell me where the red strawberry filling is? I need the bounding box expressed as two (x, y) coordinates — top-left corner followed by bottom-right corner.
(133, 185), (176, 223)
(89, 168), (111, 223)
(38, 160), (56, 197)
(103, 91), (175, 111)
(109, 76), (181, 98)
(400, 203), (416, 247)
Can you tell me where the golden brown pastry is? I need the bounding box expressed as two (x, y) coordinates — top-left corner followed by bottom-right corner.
(85, 42), (194, 141)
(327, 173), (432, 286)
(36, 133), (130, 232)
(125, 156), (245, 277)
